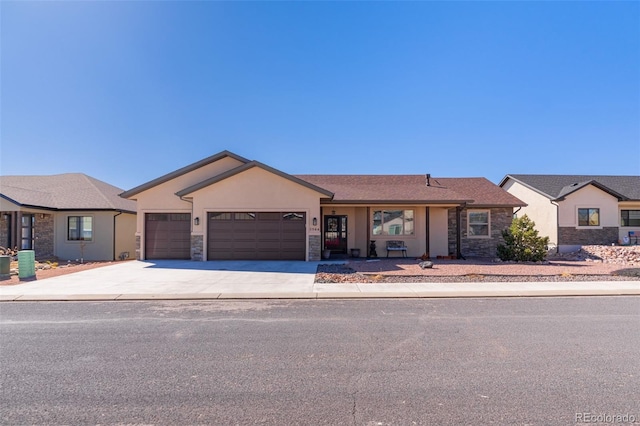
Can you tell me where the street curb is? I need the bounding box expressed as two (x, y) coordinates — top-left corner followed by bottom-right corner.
(1, 289), (639, 301)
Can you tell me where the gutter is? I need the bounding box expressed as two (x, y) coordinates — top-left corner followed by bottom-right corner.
(550, 200), (560, 253)
(113, 211), (122, 261)
(513, 206), (522, 218)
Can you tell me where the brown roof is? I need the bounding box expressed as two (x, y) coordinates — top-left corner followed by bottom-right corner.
(0, 174), (136, 212)
(295, 175), (526, 206)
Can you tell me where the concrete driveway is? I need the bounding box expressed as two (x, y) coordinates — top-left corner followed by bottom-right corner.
(0, 260), (319, 298)
(1, 260), (639, 301)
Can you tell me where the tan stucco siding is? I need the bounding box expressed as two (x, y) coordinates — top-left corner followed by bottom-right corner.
(321, 206), (358, 252)
(618, 201), (640, 243)
(354, 207), (368, 254)
(429, 207), (449, 257)
(558, 186), (619, 228)
(322, 206), (451, 257)
(366, 205), (427, 257)
(129, 156), (245, 237)
(54, 211), (118, 261)
(502, 180), (557, 245)
(115, 212), (136, 260)
(188, 167), (325, 261)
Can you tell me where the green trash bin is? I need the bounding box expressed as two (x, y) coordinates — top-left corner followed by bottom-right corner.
(18, 250), (36, 280)
(0, 255), (10, 277)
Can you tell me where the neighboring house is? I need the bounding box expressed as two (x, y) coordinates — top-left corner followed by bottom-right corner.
(120, 150), (524, 261)
(0, 174), (137, 261)
(500, 174), (640, 252)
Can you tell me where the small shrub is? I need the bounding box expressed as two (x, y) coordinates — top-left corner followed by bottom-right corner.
(497, 214), (550, 262)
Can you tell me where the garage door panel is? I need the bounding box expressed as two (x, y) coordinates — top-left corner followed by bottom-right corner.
(208, 212), (305, 260)
(145, 213), (191, 260)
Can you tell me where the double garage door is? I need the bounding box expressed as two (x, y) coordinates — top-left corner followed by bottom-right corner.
(145, 212), (306, 260)
(208, 212), (306, 260)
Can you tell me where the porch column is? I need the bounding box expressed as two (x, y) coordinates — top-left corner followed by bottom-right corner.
(425, 206), (430, 256)
(455, 206), (464, 260)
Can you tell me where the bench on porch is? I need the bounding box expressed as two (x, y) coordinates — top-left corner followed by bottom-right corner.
(386, 240), (407, 258)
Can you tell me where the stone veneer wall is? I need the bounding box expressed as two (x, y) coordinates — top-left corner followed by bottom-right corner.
(191, 234), (204, 261)
(308, 235), (321, 261)
(558, 227), (618, 247)
(135, 235), (141, 260)
(34, 214), (55, 260)
(448, 207), (513, 258)
(0, 215), (9, 249)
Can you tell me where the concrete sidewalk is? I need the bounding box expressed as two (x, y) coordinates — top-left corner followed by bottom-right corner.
(1, 260), (639, 301)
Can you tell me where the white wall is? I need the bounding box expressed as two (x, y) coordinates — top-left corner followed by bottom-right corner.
(558, 185), (619, 227)
(189, 167), (326, 261)
(618, 202), (640, 243)
(129, 156), (245, 237)
(502, 180), (557, 245)
(429, 207), (449, 257)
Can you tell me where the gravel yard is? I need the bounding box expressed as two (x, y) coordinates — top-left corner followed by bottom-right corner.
(316, 256), (640, 283)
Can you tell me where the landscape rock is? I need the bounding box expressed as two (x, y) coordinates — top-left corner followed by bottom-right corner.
(419, 261), (434, 269)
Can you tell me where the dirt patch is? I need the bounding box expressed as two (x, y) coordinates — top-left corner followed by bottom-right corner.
(0, 260), (123, 286)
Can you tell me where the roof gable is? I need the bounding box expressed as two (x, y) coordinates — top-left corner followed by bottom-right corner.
(0, 174), (136, 212)
(176, 161), (334, 198)
(120, 150), (250, 198)
(501, 174), (640, 201)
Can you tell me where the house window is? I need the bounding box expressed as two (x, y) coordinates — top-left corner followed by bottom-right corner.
(68, 216), (93, 241)
(468, 210), (490, 237)
(372, 210), (414, 235)
(21, 214), (34, 249)
(578, 208), (600, 226)
(621, 210), (640, 227)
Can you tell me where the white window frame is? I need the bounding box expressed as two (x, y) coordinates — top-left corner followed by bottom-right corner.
(371, 209), (415, 236)
(67, 215), (94, 242)
(467, 209), (491, 238)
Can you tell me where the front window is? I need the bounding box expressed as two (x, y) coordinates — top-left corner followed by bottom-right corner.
(578, 208), (599, 226)
(372, 210), (414, 235)
(621, 210), (640, 227)
(68, 216), (93, 241)
(468, 210), (490, 237)
(21, 214), (34, 249)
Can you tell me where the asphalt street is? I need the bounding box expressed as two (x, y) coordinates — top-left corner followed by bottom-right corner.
(1, 297), (638, 425)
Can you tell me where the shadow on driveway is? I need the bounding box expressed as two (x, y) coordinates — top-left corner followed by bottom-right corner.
(139, 260), (319, 275)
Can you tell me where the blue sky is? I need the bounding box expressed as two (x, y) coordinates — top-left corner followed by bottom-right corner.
(2, 1), (638, 190)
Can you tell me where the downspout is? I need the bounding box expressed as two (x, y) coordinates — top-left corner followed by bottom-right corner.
(550, 200), (560, 253)
(113, 211), (122, 261)
(179, 196), (195, 260)
(513, 206), (522, 218)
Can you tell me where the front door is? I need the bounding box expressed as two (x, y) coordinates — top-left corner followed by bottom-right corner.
(324, 215), (347, 254)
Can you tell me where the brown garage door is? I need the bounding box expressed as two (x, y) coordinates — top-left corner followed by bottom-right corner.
(208, 212), (306, 260)
(145, 213), (191, 259)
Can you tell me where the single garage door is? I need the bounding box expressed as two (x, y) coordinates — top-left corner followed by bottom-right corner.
(208, 212), (306, 260)
(145, 213), (191, 259)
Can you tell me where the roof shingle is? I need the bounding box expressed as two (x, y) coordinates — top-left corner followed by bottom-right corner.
(296, 175), (525, 206)
(502, 174), (640, 200)
(0, 174), (136, 212)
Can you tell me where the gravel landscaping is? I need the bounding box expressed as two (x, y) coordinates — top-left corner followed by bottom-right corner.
(316, 246), (640, 283)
